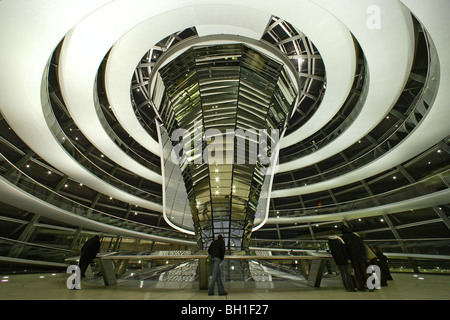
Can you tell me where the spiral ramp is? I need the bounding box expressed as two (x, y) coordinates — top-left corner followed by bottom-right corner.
(0, 0), (449, 260)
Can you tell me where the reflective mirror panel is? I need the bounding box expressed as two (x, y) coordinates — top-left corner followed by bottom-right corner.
(153, 43), (298, 250)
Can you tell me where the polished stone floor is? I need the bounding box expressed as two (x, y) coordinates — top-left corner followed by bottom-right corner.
(0, 272), (449, 300)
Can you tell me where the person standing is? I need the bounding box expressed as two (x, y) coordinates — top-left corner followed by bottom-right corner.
(78, 235), (101, 278)
(372, 246), (393, 285)
(207, 234), (228, 296)
(341, 226), (368, 291)
(327, 230), (356, 292)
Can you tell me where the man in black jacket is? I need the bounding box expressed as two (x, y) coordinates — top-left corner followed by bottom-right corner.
(78, 235), (101, 278)
(341, 226), (368, 291)
(207, 234), (228, 296)
(328, 230), (356, 292)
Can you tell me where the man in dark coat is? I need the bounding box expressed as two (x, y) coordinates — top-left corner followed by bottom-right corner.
(207, 234), (227, 296)
(328, 230), (356, 292)
(341, 226), (368, 291)
(78, 235), (101, 278)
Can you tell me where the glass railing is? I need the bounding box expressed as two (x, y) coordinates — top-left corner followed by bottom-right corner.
(0, 151), (195, 242)
(263, 16), (326, 136)
(250, 238), (328, 252)
(249, 238), (450, 274)
(363, 238), (450, 256)
(269, 169), (449, 218)
(0, 236), (71, 265)
(64, 45), (161, 172)
(275, 17), (437, 187)
(273, 74), (435, 190)
(94, 75), (162, 174)
(42, 91), (163, 204)
(280, 45), (366, 162)
(48, 111), (162, 204)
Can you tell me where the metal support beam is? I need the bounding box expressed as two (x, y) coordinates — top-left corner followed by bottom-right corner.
(7, 214), (40, 258)
(396, 165), (416, 183)
(7, 174), (70, 258)
(437, 141), (450, 154)
(68, 228), (83, 253)
(361, 179), (419, 271)
(433, 206), (450, 230)
(86, 193), (101, 217)
(4, 151), (35, 177)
